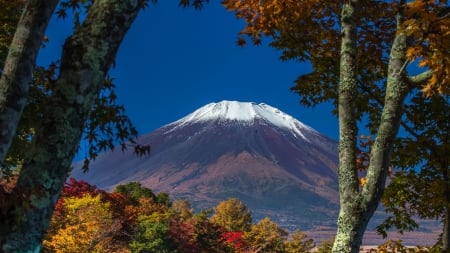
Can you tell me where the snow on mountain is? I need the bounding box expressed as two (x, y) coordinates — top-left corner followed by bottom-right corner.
(168, 100), (318, 141)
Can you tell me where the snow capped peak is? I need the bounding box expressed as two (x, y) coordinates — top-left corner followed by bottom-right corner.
(181, 100), (260, 122)
(169, 100), (318, 141)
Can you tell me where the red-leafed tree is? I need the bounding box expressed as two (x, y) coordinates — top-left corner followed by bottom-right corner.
(168, 211), (233, 253)
(223, 231), (248, 252)
(169, 219), (198, 253)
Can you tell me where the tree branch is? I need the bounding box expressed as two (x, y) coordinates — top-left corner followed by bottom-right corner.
(362, 0), (409, 209)
(357, 79), (421, 140)
(407, 69), (432, 87)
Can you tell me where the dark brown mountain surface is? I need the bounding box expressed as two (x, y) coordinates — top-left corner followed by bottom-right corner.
(72, 101), (439, 244)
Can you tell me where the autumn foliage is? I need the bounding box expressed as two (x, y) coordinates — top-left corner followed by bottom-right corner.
(42, 179), (322, 252)
(223, 231), (247, 251)
(37, 178), (450, 252)
(403, 0), (450, 95)
(223, 0), (449, 97)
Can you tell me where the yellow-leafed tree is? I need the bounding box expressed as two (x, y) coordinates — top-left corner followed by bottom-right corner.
(284, 230), (315, 253)
(43, 194), (117, 253)
(210, 198), (252, 232)
(244, 217), (288, 253)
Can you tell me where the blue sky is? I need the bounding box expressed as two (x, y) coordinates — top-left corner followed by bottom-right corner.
(38, 1), (339, 141)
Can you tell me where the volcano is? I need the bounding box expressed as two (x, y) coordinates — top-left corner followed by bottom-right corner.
(72, 100), (339, 229)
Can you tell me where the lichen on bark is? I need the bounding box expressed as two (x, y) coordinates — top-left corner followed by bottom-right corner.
(332, 2), (411, 252)
(0, 0), (148, 251)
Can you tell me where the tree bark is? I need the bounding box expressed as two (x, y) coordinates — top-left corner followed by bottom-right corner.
(0, 0), (147, 252)
(333, 1), (363, 252)
(443, 162), (450, 252)
(444, 195), (450, 252)
(442, 111), (450, 251)
(332, 2), (410, 252)
(0, 0), (58, 166)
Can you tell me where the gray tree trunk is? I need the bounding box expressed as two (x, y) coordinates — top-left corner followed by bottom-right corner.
(333, 1), (363, 251)
(444, 202), (450, 252)
(0, 0), (58, 165)
(0, 0), (147, 252)
(332, 2), (410, 252)
(443, 165), (450, 252)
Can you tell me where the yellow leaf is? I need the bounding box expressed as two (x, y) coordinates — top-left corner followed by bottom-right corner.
(418, 59), (428, 67)
(360, 177), (367, 186)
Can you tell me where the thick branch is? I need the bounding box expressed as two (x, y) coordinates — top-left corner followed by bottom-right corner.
(356, 80), (421, 140)
(407, 69), (432, 87)
(362, 1), (410, 219)
(0, 0), (59, 166)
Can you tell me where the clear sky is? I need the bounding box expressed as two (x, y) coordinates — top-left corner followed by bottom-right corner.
(37, 1), (339, 142)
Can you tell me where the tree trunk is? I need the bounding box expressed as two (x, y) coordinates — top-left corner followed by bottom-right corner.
(444, 204), (450, 252)
(332, 2), (409, 252)
(333, 1), (362, 252)
(0, 0), (147, 252)
(440, 98), (450, 252)
(443, 164), (450, 252)
(0, 0), (58, 165)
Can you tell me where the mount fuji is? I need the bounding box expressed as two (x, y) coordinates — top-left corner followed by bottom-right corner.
(72, 100), (340, 230)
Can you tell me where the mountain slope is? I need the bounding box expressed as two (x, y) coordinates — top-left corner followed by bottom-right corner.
(72, 101), (339, 229)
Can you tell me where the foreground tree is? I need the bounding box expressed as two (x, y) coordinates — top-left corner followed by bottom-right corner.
(223, 0), (449, 252)
(0, 0), (152, 251)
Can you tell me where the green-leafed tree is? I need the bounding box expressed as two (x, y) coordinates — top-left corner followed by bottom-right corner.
(223, 1), (449, 252)
(130, 213), (178, 253)
(115, 182), (156, 205)
(210, 198), (252, 232)
(156, 192), (171, 206)
(244, 217), (288, 253)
